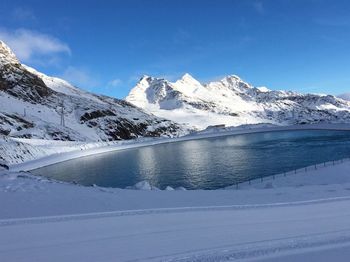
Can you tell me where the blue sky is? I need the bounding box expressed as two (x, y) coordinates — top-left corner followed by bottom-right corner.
(0, 0), (349, 98)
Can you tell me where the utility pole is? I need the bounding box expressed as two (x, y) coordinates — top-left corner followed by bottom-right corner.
(60, 101), (65, 127)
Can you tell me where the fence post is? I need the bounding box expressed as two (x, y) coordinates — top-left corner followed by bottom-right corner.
(314, 164), (317, 170)
(324, 162), (326, 167)
(294, 169), (297, 174)
(261, 176), (263, 182)
(305, 167), (307, 172)
(333, 160), (335, 165)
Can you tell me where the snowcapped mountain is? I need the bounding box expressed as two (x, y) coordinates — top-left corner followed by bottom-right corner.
(0, 41), (184, 141)
(126, 73), (350, 129)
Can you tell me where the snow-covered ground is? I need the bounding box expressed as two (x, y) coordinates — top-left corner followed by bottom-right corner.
(1, 160), (350, 261)
(1, 124), (350, 261)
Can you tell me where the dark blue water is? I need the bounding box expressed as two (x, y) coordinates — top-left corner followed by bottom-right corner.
(32, 130), (350, 189)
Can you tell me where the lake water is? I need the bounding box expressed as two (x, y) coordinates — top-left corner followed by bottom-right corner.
(32, 130), (350, 189)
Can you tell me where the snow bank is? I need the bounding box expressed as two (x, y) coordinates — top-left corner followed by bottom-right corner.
(126, 180), (160, 190)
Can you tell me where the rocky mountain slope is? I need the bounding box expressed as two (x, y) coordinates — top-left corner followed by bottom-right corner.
(126, 73), (350, 129)
(0, 41), (184, 142)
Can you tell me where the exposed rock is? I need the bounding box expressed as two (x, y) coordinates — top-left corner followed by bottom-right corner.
(0, 40), (186, 141)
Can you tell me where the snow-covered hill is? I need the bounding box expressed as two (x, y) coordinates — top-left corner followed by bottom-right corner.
(0, 41), (184, 142)
(126, 73), (350, 129)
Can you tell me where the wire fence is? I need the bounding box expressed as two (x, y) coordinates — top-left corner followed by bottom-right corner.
(233, 157), (350, 189)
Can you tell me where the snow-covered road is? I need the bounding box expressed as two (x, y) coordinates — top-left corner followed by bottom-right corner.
(1, 197), (350, 261)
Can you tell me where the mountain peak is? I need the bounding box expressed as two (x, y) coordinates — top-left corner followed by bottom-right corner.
(138, 75), (162, 86)
(0, 41), (19, 65)
(181, 73), (194, 80)
(140, 74), (151, 80)
(176, 73), (201, 86)
(139, 74), (151, 82)
(219, 74), (252, 90)
(180, 73), (196, 81)
(221, 75), (242, 82)
(137, 75), (170, 87)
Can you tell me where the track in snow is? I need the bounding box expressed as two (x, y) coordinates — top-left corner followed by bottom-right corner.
(1, 197), (350, 261)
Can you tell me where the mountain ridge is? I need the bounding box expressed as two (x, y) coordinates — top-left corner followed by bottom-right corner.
(126, 73), (350, 129)
(0, 40), (184, 141)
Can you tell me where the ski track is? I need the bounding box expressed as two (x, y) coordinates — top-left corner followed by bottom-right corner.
(1, 195), (350, 227)
(1, 196), (350, 261)
(160, 232), (350, 262)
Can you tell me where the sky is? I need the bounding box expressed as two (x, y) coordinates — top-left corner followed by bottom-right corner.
(0, 0), (349, 98)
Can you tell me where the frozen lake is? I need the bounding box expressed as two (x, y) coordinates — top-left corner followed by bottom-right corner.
(32, 130), (350, 189)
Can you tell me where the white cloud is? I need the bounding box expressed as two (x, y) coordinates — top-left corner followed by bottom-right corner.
(0, 28), (71, 63)
(107, 78), (122, 88)
(61, 66), (100, 89)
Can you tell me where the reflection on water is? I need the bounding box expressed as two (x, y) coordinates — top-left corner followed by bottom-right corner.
(32, 130), (350, 189)
(136, 146), (157, 181)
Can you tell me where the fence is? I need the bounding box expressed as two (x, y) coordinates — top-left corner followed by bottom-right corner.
(233, 157), (350, 189)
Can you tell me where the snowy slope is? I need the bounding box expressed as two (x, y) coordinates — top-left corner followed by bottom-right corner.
(126, 74), (350, 129)
(0, 41), (184, 143)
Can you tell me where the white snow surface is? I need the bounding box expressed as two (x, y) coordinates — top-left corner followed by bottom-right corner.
(0, 124), (350, 261)
(1, 159), (350, 261)
(126, 74), (350, 129)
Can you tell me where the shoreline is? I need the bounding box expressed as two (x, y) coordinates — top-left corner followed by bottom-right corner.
(9, 123), (350, 172)
(2, 154), (350, 218)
